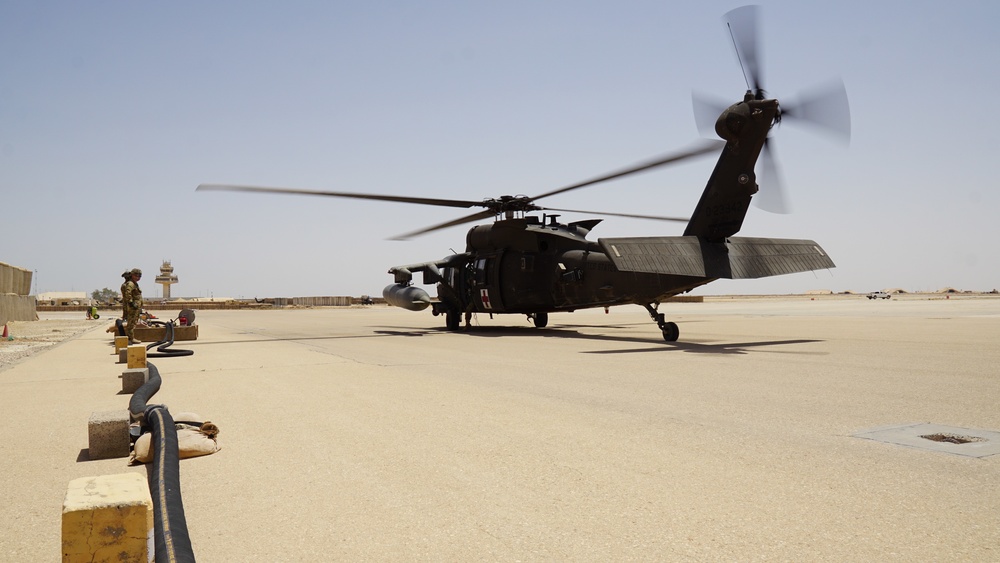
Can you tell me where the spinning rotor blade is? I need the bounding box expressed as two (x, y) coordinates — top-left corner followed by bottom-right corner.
(724, 5), (762, 94)
(755, 81), (850, 213)
(753, 137), (789, 214)
(197, 184), (485, 209)
(389, 139), (721, 238)
(782, 79), (852, 143)
(531, 139), (724, 202)
(389, 209), (496, 241)
(540, 206), (689, 223)
(199, 126), (726, 240)
(692, 92), (730, 138)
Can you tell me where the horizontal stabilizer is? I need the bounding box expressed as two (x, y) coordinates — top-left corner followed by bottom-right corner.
(598, 236), (835, 279)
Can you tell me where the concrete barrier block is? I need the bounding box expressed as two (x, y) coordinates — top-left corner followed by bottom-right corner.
(114, 335), (129, 353)
(62, 473), (153, 562)
(88, 410), (130, 460)
(117, 349), (126, 364)
(126, 344), (146, 369)
(120, 368), (149, 394)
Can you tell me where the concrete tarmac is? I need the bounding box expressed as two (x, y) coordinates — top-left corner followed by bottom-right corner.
(2, 296), (998, 561)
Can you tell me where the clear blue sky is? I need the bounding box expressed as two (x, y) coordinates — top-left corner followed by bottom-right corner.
(2, 1), (997, 299)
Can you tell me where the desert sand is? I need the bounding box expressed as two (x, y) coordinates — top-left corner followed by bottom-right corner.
(1, 296), (998, 561)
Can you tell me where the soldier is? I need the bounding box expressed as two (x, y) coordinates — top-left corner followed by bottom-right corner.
(121, 268), (143, 343)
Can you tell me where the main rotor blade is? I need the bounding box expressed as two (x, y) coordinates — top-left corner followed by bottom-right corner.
(540, 206), (689, 223)
(390, 209), (496, 241)
(724, 5), (762, 93)
(197, 184), (485, 209)
(753, 137), (790, 214)
(531, 139), (725, 202)
(782, 79), (852, 143)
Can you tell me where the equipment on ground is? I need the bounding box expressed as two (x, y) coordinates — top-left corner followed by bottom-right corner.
(198, 6), (849, 342)
(178, 309), (196, 326)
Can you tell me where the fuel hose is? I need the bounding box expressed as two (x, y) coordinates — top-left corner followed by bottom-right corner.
(129, 362), (197, 563)
(146, 320), (194, 357)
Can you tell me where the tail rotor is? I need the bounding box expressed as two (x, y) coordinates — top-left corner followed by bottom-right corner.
(696, 5), (851, 214)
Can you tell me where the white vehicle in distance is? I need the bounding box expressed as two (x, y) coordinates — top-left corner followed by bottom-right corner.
(867, 291), (891, 300)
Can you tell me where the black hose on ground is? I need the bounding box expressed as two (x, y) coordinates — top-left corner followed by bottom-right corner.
(130, 361), (197, 563)
(146, 320), (194, 357)
(128, 362), (162, 420)
(146, 404), (196, 563)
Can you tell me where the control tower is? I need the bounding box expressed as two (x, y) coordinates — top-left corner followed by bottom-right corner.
(155, 260), (179, 299)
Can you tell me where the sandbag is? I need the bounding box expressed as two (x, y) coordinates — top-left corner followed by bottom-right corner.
(130, 413), (220, 464)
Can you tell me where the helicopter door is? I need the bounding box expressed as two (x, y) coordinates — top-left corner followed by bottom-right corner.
(474, 254), (504, 312)
(438, 264), (468, 312)
(498, 251), (550, 308)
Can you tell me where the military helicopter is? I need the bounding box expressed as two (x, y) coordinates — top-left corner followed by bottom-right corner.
(199, 6), (849, 342)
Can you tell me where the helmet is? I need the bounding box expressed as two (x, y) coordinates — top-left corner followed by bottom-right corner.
(130, 268), (142, 276)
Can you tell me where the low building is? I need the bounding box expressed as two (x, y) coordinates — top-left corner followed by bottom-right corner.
(36, 292), (91, 306)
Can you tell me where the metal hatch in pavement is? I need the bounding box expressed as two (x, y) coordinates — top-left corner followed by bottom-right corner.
(853, 423), (1000, 458)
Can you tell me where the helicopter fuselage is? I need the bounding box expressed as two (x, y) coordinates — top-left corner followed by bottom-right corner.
(431, 216), (712, 317)
(379, 96), (835, 340)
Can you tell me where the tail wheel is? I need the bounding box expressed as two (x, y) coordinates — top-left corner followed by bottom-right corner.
(661, 322), (679, 342)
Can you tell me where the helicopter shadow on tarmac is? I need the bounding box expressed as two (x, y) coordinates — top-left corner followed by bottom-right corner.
(174, 321), (823, 356)
(584, 338), (827, 356)
(372, 323), (826, 356)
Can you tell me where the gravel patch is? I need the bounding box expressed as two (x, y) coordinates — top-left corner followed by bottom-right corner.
(0, 318), (105, 372)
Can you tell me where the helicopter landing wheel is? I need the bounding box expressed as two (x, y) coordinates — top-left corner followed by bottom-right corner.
(643, 303), (678, 342)
(532, 312), (548, 328)
(660, 321), (679, 342)
(445, 310), (461, 331)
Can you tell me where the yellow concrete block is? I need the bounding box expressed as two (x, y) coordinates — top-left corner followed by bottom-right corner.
(114, 335), (129, 353)
(126, 344), (146, 369)
(62, 473), (153, 562)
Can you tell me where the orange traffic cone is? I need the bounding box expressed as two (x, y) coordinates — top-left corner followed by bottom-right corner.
(2, 324), (8, 339)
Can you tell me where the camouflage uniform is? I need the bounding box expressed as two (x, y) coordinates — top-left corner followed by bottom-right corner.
(121, 269), (143, 342)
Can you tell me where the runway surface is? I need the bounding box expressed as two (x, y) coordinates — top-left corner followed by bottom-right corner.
(2, 296), (998, 561)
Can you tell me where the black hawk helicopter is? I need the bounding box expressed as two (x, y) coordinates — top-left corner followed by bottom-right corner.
(199, 6), (849, 342)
